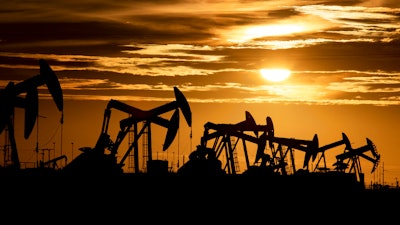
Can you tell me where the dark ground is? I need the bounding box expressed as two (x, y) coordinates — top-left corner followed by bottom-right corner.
(0, 169), (398, 223)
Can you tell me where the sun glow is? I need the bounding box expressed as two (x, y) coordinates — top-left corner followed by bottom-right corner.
(260, 68), (291, 82)
(225, 24), (305, 43)
(246, 25), (303, 38)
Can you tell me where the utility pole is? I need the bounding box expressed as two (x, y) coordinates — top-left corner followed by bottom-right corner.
(71, 142), (74, 161)
(382, 161), (384, 185)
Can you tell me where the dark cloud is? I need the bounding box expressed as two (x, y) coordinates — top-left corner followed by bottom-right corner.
(0, 0), (399, 106)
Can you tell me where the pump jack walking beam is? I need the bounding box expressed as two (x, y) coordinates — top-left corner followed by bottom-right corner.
(0, 59), (63, 169)
(91, 87), (191, 173)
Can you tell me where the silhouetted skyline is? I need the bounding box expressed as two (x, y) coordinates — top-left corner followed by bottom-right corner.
(0, 1), (399, 187)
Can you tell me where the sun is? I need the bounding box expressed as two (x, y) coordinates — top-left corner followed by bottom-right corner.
(260, 68), (291, 82)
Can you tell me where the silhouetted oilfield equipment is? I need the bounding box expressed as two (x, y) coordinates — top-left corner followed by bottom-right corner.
(200, 111), (259, 174)
(264, 126), (320, 173)
(0, 59), (384, 192)
(179, 111), (380, 189)
(333, 136), (380, 182)
(0, 59), (63, 169)
(63, 87), (192, 175)
(309, 132), (352, 171)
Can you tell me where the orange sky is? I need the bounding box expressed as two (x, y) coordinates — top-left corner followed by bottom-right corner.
(0, 0), (399, 187)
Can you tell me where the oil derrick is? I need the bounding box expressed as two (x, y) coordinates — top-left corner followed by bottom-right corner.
(0, 59), (63, 170)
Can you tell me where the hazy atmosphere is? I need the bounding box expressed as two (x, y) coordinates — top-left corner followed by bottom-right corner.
(0, 0), (399, 187)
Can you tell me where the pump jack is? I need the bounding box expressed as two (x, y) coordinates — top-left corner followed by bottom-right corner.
(199, 111), (261, 174)
(180, 111), (276, 175)
(183, 111), (318, 176)
(0, 59), (63, 170)
(333, 136), (380, 183)
(258, 116), (320, 174)
(296, 131), (380, 184)
(63, 87), (191, 174)
(308, 132), (352, 171)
